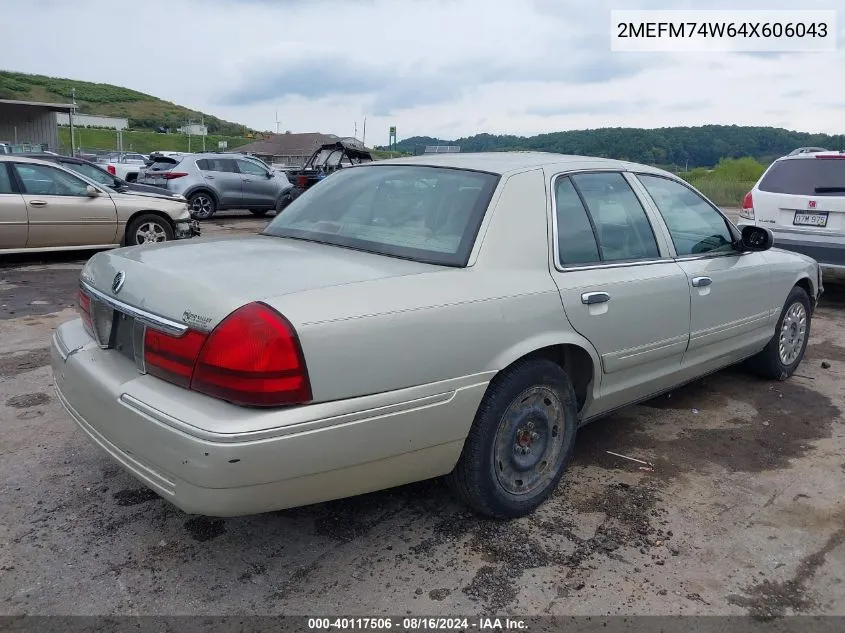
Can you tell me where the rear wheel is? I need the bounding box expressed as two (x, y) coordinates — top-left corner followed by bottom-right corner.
(126, 214), (174, 245)
(746, 285), (811, 380)
(446, 359), (578, 518)
(188, 192), (216, 220)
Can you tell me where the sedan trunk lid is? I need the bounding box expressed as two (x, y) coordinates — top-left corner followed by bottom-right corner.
(80, 235), (441, 331)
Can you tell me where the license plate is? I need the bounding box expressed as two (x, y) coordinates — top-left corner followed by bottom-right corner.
(793, 211), (828, 227)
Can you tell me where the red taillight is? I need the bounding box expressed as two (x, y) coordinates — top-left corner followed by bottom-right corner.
(77, 289), (93, 334)
(742, 191), (753, 209)
(144, 329), (208, 389)
(192, 303), (311, 406)
(296, 175), (308, 188)
(162, 172), (189, 180)
(142, 302), (311, 407)
(107, 165), (116, 175)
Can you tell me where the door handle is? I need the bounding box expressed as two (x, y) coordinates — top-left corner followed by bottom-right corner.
(581, 292), (610, 305)
(203, 175), (215, 180)
(28, 200), (48, 207)
(691, 276), (712, 288)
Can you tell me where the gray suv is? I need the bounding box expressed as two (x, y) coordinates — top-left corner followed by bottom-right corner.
(136, 153), (293, 220)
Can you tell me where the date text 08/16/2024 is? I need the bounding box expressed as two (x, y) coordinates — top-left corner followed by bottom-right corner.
(307, 617), (528, 630)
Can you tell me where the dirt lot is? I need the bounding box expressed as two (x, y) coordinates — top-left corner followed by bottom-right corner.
(1, 210), (844, 618)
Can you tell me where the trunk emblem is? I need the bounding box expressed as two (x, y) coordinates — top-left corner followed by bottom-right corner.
(808, 200), (817, 209)
(112, 271), (126, 294)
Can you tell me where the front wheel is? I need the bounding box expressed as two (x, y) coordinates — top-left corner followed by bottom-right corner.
(446, 359), (578, 518)
(126, 214), (174, 245)
(746, 285), (812, 380)
(188, 193), (216, 220)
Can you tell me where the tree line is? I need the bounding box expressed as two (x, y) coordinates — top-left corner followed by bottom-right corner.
(389, 125), (844, 168)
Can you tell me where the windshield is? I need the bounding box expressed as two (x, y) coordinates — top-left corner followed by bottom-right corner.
(65, 162), (118, 187)
(263, 165), (499, 266)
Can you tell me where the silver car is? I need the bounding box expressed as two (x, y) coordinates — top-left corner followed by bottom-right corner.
(52, 153), (822, 519)
(136, 152), (293, 220)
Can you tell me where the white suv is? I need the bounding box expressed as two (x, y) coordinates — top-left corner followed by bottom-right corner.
(738, 151), (845, 282)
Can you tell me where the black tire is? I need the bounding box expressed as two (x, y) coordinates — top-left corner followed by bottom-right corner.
(249, 209), (270, 217)
(275, 192), (293, 214)
(745, 285), (812, 381)
(125, 214), (174, 246)
(188, 192), (216, 220)
(446, 359), (578, 519)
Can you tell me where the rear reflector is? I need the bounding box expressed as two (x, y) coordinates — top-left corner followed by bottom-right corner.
(142, 302), (312, 407)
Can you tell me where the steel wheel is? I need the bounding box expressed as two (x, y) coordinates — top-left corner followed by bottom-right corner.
(134, 220), (168, 244)
(778, 301), (807, 365)
(493, 386), (566, 496)
(190, 194), (215, 219)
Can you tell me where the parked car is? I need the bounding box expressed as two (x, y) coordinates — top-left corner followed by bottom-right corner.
(96, 153), (147, 182)
(52, 153), (821, 519)
(135, 151), (293, 220)
(18, 153), (188, 201)
(277, 141), (373, 211)
(0, 155), (198, 253)
(738, 151), (844, 281)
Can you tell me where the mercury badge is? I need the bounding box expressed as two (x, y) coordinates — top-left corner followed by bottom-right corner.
(112, 271), (126, 294)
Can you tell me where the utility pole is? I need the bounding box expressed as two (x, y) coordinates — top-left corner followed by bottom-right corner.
(187, 119), (191, 152)
(201, 116), (205, 152)
(69, 88), (77, 156)
(354, 121), (357, 140)
(362, 117), (366, 147)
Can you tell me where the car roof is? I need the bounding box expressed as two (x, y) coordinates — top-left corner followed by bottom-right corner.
(371, 152), (674, 177)
(16, 152), (78, 162)
(0, 154), (75, 165)
(776, 150), (845, 162)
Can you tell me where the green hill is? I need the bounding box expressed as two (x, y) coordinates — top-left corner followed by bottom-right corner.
(0, 70), (252, 137)
(391, 126), (845, 169)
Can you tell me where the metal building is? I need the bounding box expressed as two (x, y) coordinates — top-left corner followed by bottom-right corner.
(0, 99), (75, 151)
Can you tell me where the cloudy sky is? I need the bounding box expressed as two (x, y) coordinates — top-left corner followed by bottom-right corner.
(3, 0), (843, 145)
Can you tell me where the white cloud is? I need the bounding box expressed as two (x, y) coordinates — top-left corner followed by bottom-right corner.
(2, 0), (842, 145)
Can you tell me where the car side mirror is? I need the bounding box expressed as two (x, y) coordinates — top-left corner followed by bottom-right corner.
(740, 225), (773, 251)
(85, 185), (100, 197)
(266, 171), (273, 178)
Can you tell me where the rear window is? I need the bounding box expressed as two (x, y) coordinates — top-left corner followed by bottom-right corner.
(263, 165), (499, 266)
(147, 159), (180, 172)
(758, 158), (845, 196)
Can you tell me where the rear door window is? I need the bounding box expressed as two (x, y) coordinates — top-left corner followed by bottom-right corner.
(758, 158), (845, 196)
(554, 176), (600, 265)
(197, 158), (238, 173)
(569, 172), (660, 262)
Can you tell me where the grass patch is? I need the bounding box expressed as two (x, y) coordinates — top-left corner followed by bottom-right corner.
(680, 175), (755, 207)
(58, 127), (251, 154)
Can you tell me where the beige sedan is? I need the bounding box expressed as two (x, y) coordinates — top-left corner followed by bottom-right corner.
(0, 155), (198, 254)
(52, 152), (822, 519)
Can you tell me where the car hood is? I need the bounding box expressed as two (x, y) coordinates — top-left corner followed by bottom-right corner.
(108, 191), (191, 220)
(121, 183), (185, 200)
(79, 235), (441, 330)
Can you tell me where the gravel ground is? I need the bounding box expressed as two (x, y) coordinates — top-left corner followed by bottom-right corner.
(1, 209), (844, 618)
